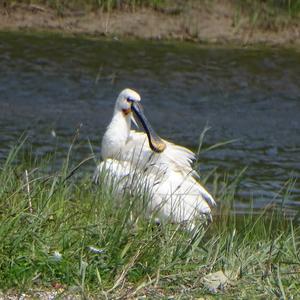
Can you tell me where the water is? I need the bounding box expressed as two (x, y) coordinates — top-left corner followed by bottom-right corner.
(0, 32), (299, 214)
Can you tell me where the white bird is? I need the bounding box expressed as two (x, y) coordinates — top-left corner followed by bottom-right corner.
(94, 88), (216, 227)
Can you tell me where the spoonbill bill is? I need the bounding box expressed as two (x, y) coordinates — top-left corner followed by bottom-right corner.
(94, 88), (216, 226)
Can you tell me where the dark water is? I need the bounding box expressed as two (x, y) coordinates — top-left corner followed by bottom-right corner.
(0, 32), (299, 215)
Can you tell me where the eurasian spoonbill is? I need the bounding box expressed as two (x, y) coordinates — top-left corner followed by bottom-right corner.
(94, 88), (216, 226)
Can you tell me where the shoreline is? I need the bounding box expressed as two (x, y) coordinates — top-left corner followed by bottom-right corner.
(1, 4), (300, 47)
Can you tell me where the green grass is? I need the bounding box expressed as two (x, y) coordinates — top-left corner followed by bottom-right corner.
(0, 140), (299, 298)
(235, 0), (300, 29)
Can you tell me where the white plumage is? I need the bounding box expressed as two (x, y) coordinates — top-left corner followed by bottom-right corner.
(95, 88), (216, 226)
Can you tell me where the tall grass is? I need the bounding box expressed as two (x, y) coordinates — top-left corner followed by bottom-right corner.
(4, 0), (300, 17)
(239, 0), (300, 17)
(0, 141), (299, 298)
(3, 0), (299, 31)
(3, 0), (166, 12)
(235, 0), (300, 29)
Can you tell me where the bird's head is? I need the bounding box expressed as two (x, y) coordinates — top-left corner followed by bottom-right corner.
(115, 88), (166, 153)
(115, 88), (141, 116)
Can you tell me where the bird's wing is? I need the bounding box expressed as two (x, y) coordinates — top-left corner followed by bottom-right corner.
(148, 168), (215, 223)
(123, 130), (196, 176)
(93, 159), (131, 184)
(163, 139), (196, 175)
(94, 158), (216, 224)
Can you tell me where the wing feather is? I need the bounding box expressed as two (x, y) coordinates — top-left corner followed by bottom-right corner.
(123, 130), (196, 176)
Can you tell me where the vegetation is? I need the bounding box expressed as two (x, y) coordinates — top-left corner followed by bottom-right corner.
(3, 0), (300, 25)
(2, 0), (166, 11)
(0, 139), (299, 298)
(236, 0), (300, 29)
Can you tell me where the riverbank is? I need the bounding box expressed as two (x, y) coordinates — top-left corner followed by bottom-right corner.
(1, 1), (300, 46)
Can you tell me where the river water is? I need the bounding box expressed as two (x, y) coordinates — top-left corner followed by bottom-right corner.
(0, 32), (299, 215)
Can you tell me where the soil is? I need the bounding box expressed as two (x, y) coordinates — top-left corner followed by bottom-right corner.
(0, 3), (300, 46)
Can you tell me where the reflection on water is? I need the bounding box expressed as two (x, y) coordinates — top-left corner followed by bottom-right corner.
(0, 32), (299, 214)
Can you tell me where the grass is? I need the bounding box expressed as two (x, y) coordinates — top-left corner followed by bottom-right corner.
(235, 0), (300, 30)
(0, 139), (299, 298)
(2, 0), (166, 12)
(3, 0), (300, 20)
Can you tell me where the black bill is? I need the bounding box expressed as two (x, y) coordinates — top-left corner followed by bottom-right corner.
(132, 102), (166, 153)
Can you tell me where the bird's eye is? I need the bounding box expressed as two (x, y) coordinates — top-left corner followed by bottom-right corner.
(126, 97), (134, 102)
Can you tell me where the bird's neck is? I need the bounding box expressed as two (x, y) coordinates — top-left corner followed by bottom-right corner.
(101, 111), (131, 160)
